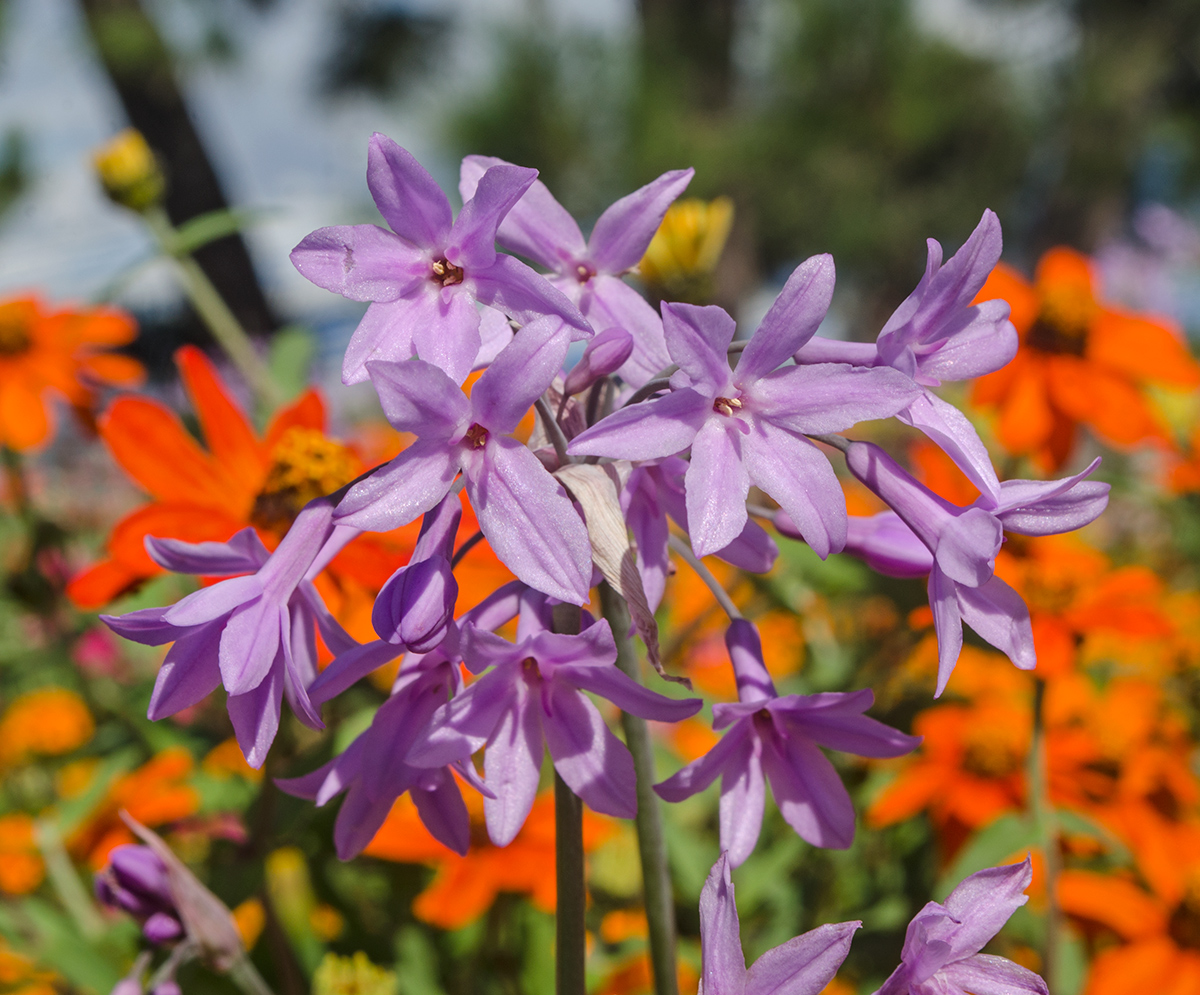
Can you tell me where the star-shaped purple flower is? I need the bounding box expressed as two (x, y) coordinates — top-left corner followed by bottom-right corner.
(699, 852), (860, 995)
(568, 255), (922, 557)
(874, 857), (1048, 995)
(291, 134), (590, 386)
(461, 155), (693, 387)
(410, 607), (701, 845)
(655, 620), (919, 864)
(333, 314), (594, 605)
(844, 441), (1109, 694)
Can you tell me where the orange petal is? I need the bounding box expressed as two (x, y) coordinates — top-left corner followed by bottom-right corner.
(1031, 616), (1075, 678)
(1035, 247), (1095, 297)
(0, 379), (51, 451)
(866, 763), (945, 827)
(79, 353), (145, 387)
(996, 359), (1055, 454)
(264, 389), (326, 450)
(1084, 939), (1179, 995)
(54, 307), (138, 347)
(175, 346), (267, 488)
(1057, 869), (1167, 939)
(974, 262), (1039, 334)
(1088, 309), (1200, 388)
(66, 560), (143, 610)
(107, 503), (249, 574)
(1045, 356), (1163, 447)
(413, 858), (499, 929)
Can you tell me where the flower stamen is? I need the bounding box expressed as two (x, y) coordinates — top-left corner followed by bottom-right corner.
(713, 396), (743, 417)
(431, 258), (464, 287)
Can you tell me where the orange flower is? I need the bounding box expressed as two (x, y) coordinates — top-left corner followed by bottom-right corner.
(364, 790), (612, 929)
(594, 952), (699, 995)
(0, 688), (93, 766)
(0, 295), (141, 452)
(971, 247), (1200, 469)
(0, 814), (43, 895)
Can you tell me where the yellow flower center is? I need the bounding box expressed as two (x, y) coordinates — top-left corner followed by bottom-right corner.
(712, 396), (742, 417)
(465, 423), (490, 449)
(0, 301), (35, 356)
(431, 257), (464, 287)
(1028, 282), (1096, 356)
(251, 427), (360, 533)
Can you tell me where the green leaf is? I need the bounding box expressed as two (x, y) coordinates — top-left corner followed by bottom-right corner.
(935, 814), (1039, 900)
(167, 208), (255, 256)
(2, 896), (129, 992)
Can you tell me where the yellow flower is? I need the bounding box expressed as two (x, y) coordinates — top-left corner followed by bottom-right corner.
(92, 129), (164, 211)
(0, 688), (93, 766)
(232, 897), (266, 951)
(203, 738), (263, 784)
(312, 952), (396, 995)
(639, 197), (734, 288)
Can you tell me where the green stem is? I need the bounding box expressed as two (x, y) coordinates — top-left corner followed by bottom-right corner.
(143, 206), (285, 411)
(34, 818), (105, 940)
(552, 603), (587, 995)
(599, 583), (679, 995)
(1029, 678), (1061, 986)
(227, 952), (279, 995)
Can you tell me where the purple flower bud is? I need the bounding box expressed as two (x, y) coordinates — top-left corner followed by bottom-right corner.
(109, 845), (173, 906)
(151, 981), (182, 995)
(845, 511), (935, 579)
(143, 911), (185, 943)
(563, 327), (634, 396)
(96, 845), (185, 946)
(372, 554), (458, 652)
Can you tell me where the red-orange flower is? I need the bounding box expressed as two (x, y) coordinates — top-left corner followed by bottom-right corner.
(0, 295), (141, 452)
(363, 790), (612, 929)
(971, 248), (1200, 469)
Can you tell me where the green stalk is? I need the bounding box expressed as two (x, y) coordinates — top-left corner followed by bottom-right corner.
(34, 818), (105, 939)
(143, 206), (285, 411)
(599, 583), (679, 995)
(227, 952), (279, 995)
(1029, 677), (1062, 986)
(552, 603), (587, 995)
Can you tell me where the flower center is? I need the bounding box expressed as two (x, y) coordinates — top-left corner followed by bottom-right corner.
(962, 733), (1024, 778)
(464, 424), (489, 449)
(1027, 283), (1095, 356)
(712, 396), (742, 417)
(251, 427), (361, 533)
(1170, 899), (1200, 950)
(0, 301), (35, 356)
(575, 263), (595, 283)
(431, 258), (464, 287)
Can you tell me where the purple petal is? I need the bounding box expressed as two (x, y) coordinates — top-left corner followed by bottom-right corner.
(735, 255), (836, 382)
(956, 575), (1036, 673)
(341, 299), (418, 385)
(918, 300), (1018, 383)
(726, 619), (777, 703)
(698, 853), (748, 995)
(720, 733), (765, 867)
(227, 665), (284, 769)
(147, 623), (223, 720)
(145, 527), (269, 577)
(463, 437), (592, 604)
(333, 439), (461, 533)
(899, 390), (1001, 501)
(625, 469), (671, 612)
(472, 315), (571, 433)
(282, 611), (324, 730)
(365, 356), (471, 437)
(748, 364), (922, 435)
(580, 275), (673, 386)
(557, 662), (702, 721)
(928, 568), (964, 697)
(412, 770), (472, 856)
(933, 506), (1002, 588)
(686, 417), (750, 558)
(298, 580), (358, 656)
(543, 683), (637, 818)
(761, 732), (855, 849)
(793, 336), (879, 366)
(991, 458), (1108, 536)
(588, 168), (694, 274)
(333, 779), (402, 860)
(142, 911), (184, 943)
(163, 574), (260, 627)
(462, 624), (526, 674)
(744, 921), (861, 995)
(483, 686), (544, 846)
(367, 133), (452, 248)
(563, 328), (635, 397)
(102, 607), (182, 647)
(655, 720), (754, 803)
(939, 953), (1047, 995)
(942, 858), (1034, 961)
(408, 290), (483, 386)
(475, 306), (515, 369)
(471, 254), (591, 337)
(568, 388), (710, 460)
(290, 224), (427, 303)
(461, 155), (586, 271)
(741, 420), (845, 559)
(410, 665), (519, 767)
(448, 164), (538, 271)
(783, 708), (920, 759)
(218, 600), (283, 695)
(457, 580), (526, 636)
(275, 743), (356, 803)
(662, 302), (735, 396)
(842, 512), (934, 579)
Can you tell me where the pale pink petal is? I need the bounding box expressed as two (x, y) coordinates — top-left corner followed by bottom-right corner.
(588, 168), (694, 274)
(567, 388), (710, 460)
(364, 357), (471, 437)
(290, 224), (427, 303)
(409, 289), (483, 385)
(662, 302), (735, 396)
(748, 364), (921, 434)
(447, 164), (538, 271)
(471, 253), (591, 337)
(341, 299), (418, 385)
(367, 133), (452, 248)
(333, 440), (462, 533)
(956, 576), (1036, 672)
(744, 922), (860, 995)
(472, 315), (572, 433)
(685, 417), (750, 558)
(735, 255), (835, 382)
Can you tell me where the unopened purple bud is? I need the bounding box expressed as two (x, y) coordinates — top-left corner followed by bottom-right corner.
(845, 512), (934, 578)
(143, 911), (185, 943)
(151, 981), (182, 995)
(726, 619), (776, 703)
(109, 845), (173, 906)
(111, 981), (143, 995)
(563, 327), (634, 396)
(372, 554), (458, 652)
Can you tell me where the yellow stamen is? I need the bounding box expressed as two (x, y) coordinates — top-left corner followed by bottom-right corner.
(251, 427), (360, 532)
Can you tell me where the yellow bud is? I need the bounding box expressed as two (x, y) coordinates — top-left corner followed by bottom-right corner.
(93, 128), (164, 211)
(639, 196), (735, 288)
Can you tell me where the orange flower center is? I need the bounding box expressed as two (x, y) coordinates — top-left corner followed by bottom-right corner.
(962, 735), (1024, 777)
(431, 258), (464, 287)
(1170, 899), (1200, 950)
(0, 302), (35, 356)
(251, 427), (360, 533)
(1027, 282), (1095, 356)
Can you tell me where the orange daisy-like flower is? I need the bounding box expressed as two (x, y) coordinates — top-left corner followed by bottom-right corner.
(0, 814), (43, 895)
(971, 247), (1200, 469)
(0, 295), (142, 452)
(0, 687), (93, 766)
(364, 790), (612, 930)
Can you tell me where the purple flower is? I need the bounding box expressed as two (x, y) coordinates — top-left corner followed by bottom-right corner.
(96, 845), (183, 944)
(844, 441), (1109, 694)
(291, 134), (590, 386)
(655, 621), (919, 864)
(796, 211), (1017, 497)
(563, 327), (635, 398)
(333, 314), (594, 604)
(569, 256), (922, 557)
(278, 646), (485, 859)
(874, 857), (1047, 995)
(462, 156), (693, 386)
(410, 610), (701, 845)
(699, 852), (860, 995)
(624, 456), (777, 612)
(102, 501), (355, 767)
